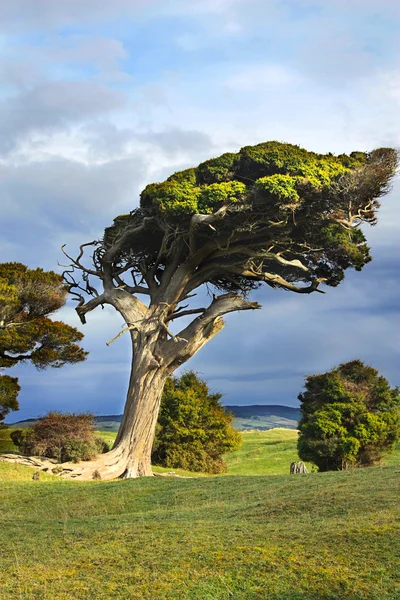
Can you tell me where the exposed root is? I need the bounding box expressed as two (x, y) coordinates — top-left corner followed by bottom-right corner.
(0, 449), (153, 481)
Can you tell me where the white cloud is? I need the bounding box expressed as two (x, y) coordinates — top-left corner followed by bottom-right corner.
(223, 64), (299, 91)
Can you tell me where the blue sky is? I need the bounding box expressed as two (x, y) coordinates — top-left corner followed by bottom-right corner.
(1, 0), (399, 420)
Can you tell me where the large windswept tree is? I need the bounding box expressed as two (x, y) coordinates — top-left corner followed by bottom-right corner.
(0, 263), (87, 423)
(61, 141), (397, 480)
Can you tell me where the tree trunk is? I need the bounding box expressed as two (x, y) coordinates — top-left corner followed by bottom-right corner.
(111, 352), (168, 479)
(49, 331), (169, 480)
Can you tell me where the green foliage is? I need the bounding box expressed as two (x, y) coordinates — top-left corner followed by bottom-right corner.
(140, 181), (201, 215)
(298, 360), (400, 471)
(0, 263), (87, 422)
(152, 371), (242, 473)
(0, 375), (20, 422)
(139, 141), (365, 217)
(236, 141), (357, 185)
(195, 151), (237, 183)
(11, 412), (109, 463)
(255, 174), (300, 205)
(198, 181), (246, 213)
(166, 167), (197, 184)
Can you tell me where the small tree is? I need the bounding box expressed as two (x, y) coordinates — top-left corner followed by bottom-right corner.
(0, 263), (87, 423)
(152, 371), (241, 473)
(59, 141), (397, 479)
(297, 360), (400, 471)
(11, 412), (109, 463)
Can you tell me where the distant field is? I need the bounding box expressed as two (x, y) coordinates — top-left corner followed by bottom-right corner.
(233, 416), (298, 430)
(225, 429), (311, 475)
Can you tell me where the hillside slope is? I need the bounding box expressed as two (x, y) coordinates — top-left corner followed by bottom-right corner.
(0, 464), (399, 599)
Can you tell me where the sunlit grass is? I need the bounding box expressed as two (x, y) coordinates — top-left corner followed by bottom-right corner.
(0, 466), (399, 599)
(1, 425), (400, 598)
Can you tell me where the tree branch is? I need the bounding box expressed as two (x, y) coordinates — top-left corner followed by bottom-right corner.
(165, 308), (206, 322)
(174, 293), (260, 346)
(75, 294), (108, 325)
(61, 243), (101, 277)
(0, 351), (33, 362)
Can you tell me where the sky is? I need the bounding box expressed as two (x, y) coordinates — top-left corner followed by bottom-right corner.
(1, 0), (399, 420)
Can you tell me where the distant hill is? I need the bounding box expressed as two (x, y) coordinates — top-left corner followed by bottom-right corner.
(7, 405), (300, 432)
(226, 405), (300, 431)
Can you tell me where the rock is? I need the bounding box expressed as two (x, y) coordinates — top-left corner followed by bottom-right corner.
(32, 471), (40, 480)
(290, 461), (308, 474)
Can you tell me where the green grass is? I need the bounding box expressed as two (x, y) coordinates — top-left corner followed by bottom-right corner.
(1, 426), (400, 598)
(0, 466), (399, 599)
(225, 428), (312, 475)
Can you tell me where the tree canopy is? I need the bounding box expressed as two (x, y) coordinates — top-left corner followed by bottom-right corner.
(90, 142), (397, 302)
(297, 360), (400, 471)
(152, 371), (241, 473)
(0, 263), (87, 423)
(53, 140), (398, 480)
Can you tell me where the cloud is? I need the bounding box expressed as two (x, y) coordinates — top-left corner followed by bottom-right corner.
(223, 65), (299, 91)
(0, 0), (155, 31)
(0, 81), (126, 154)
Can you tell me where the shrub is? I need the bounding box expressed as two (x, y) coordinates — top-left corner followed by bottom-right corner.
(11, 411), (109, 463)
(298, 360), (400, 471)
(152, 371), (242, 473)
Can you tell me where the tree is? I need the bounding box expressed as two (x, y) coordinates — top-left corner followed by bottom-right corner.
(59, 141), (397, 479)
(0, 263), (87, 423)
(152, 371), (241, 473)
(297, 360), (400, 471)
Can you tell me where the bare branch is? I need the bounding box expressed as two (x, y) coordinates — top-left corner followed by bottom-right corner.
(76, 294), (108, 325)
(159, 320), (188, 343)
(165, 308), (206, 322)
(114, 274), (151, 296)
(106, 324), (138, 346)
(189, 205), (230, 250)
(102, 218), (154, 265)
(61, 243), (101, 277)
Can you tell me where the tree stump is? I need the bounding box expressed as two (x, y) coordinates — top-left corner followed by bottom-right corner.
(290, 461), (308, 474)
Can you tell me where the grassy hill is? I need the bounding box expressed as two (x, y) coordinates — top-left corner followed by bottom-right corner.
(1, 427), (399, 599)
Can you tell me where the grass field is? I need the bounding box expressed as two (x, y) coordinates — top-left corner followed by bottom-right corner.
(1, 426), (399, 599)
(2, 426), (399, 477)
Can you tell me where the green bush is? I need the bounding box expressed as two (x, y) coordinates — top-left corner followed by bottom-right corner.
(10, 412), (109, 463)
(152, 371), (242, 474)
(298, 360), (400, 471)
